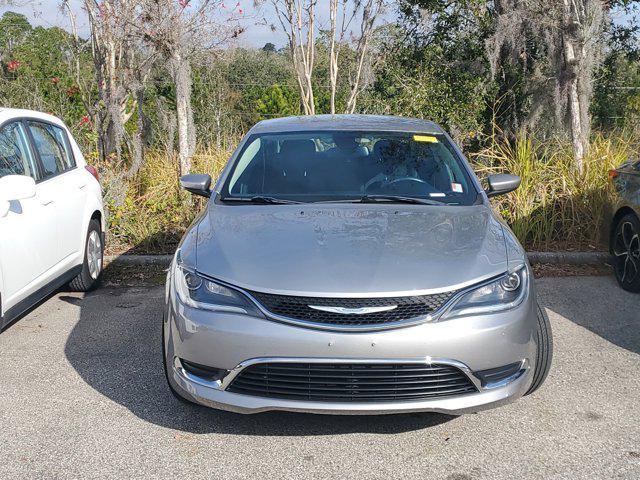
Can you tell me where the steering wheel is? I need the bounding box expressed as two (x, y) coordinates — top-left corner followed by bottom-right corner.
(386, 177), (429, 187)
(365, 176), (436, 195)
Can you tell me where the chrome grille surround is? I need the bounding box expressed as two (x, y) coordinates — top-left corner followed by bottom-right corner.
(246, 290), (457, 330)
(226, 360), (479, 402)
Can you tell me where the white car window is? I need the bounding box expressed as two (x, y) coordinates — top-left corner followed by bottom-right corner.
(27, 121), (76, 179)
(0, 122), (37, 180)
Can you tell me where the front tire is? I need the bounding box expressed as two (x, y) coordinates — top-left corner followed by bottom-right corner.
(68, 219), (103, 292)
(525, 303), (553, 395)
(612, 213), (640, 293)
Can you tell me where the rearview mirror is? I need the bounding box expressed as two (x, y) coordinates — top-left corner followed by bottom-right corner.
(485, 174), (521, 198)
(180, 174), (212, 198)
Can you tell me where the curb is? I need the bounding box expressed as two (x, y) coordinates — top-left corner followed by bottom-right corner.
(527, 251), (610, 265)
(105, 254), (173, 266)
(105, 252), (610, 267)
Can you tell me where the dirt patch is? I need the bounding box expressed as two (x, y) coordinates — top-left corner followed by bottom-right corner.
(101, 262), (167, 287)
(532, 262), (612, 278)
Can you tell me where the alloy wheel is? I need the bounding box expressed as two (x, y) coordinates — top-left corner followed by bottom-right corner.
(87, 230), (103, 280)
(613, 220), (640, 285)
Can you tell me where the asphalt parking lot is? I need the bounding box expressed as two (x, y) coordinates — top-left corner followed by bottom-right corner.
(0, 274), (639, 479)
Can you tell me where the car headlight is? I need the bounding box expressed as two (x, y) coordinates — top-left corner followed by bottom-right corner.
(441, 266), (528, 320)
(174, 261), (264, 317)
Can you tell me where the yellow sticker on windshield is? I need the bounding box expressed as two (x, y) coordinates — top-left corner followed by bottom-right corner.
(413, 135), (439, 143)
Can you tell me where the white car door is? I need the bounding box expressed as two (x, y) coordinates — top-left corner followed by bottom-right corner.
(26, 120), (88, 262)
(0, 121), (61, 314)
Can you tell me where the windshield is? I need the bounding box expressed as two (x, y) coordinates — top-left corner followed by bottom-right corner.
(221, 130), (478, 205)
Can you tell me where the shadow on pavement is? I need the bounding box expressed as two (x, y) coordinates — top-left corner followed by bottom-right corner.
(61, 264), (640, 435)
(536, 274), (640, 356)
(62, 276), (456, 435)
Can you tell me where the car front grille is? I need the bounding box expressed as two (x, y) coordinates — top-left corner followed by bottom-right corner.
(226, 362), (478, 402)
(246, 290), (457, 327)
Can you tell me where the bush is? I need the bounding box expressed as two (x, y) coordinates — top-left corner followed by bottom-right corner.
(99, 146), (230, 253)
(472, 130), (639, 250)
(100, 131), (639, 254)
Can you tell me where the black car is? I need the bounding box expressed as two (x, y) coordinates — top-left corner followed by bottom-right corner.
(609, 159), (640, 292)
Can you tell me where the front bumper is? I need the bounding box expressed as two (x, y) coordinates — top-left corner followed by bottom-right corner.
(170, 356), (531, 415)
(164, 284), (538, 415)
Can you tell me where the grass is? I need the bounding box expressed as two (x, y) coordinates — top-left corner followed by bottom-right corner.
(471, 130), (638, 251)
(99, 146), (230, 253)
(99, 131), (640, 254)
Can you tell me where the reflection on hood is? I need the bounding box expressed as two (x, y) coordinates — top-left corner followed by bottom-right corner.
(190, 204), (510, 296)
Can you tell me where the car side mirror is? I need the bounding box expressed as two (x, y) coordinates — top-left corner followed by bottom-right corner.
(0, 175), (36, 217)
(180, 174), (212, 198)
(0, 174), (36, 201)
(485, 174), (521, 198)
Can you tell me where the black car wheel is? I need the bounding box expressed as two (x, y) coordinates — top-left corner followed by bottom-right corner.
(612, 213), (640, 293)
(525, 303), (553, 395)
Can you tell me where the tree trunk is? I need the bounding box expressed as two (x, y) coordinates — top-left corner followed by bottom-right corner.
(329, 0), (339, 114)
(562, 0), (588, 174)
(567, 73), (585, 173)
(171, 53), (196, 176)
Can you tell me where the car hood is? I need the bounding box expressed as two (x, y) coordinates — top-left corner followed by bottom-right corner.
(191, 203), (510, 296)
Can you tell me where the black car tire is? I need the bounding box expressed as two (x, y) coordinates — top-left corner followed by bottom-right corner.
(68, 219), (103, 292)
(525, 303), (553, 395)
(612, 213), (640, 293)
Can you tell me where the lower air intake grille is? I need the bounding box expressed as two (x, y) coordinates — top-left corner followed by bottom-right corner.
(226, 362), (477, 402)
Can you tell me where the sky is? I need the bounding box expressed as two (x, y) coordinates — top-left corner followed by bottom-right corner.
(0, 0), (334, 49)
(0, 0), (637, 49)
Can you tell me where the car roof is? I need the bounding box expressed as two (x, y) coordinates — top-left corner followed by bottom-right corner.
(249, 114), (444, 135)
(0, 107), (65, 126)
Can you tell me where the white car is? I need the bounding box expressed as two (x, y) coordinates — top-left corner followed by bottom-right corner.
(0, 108), (105, 330)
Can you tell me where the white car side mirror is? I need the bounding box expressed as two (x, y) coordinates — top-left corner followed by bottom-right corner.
(0, 175), (36, 217)
(0, 175), (36, 201)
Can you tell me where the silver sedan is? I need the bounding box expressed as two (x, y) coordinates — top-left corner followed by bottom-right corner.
(163, 115), (553, 415)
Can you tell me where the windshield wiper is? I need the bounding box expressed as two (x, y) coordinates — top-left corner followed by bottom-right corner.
(358, 194), (448, 206)
(221, 195), (303, 205)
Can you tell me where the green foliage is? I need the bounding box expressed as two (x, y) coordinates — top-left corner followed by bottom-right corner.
(473, 130), (640, 250)
(256, 85), (298, 118)
(0, 12), (32, 53)
(0, 12), (95, 148)
(364, 48), (486, 144)
(593, 52), (640, 130)
(224, 48), (299, 127)
(360, 2), (491, 144)
(2, 8), (640, 254)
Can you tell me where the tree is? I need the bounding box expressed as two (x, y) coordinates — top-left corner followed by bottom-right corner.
(0, 12), (32, 60)
(271, 0), (387, 115)
(0, 12), (94, 144)
(84, 0), (154, 163)
(487, 0), (607, 173)
(372, 1), (490, 143)
(262, 42), (277, 52)
(272, 0), (318, 114)
(344, 0), (386, 113)
(138, 0), (242, 174)
(256, 84), (298, 118)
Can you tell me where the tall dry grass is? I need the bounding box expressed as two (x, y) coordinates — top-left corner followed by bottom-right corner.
(472, 130), (639, 250)
(100, 146), (231, 253)
(99, 130), (639, 253)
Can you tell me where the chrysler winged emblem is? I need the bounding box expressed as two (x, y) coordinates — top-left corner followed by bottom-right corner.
(308, 305), (398, 315)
